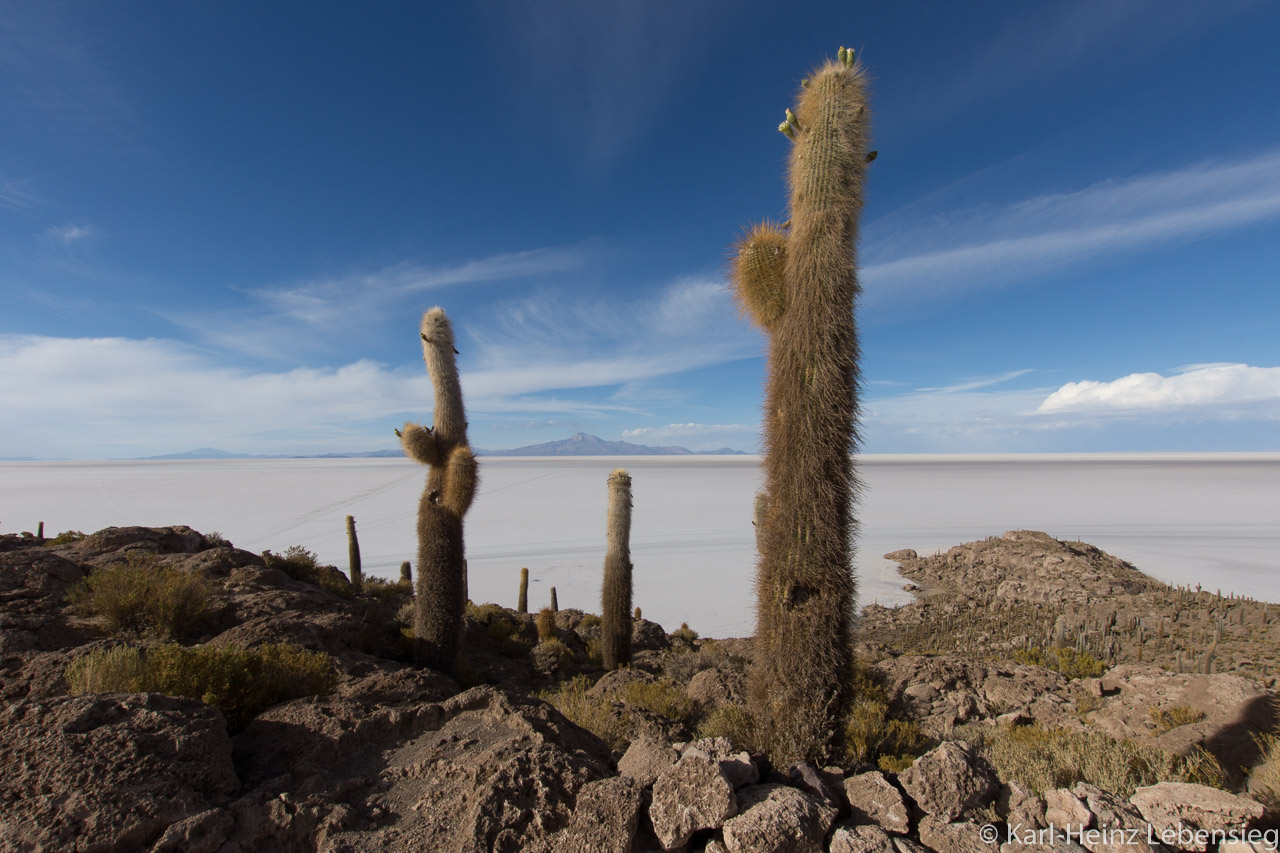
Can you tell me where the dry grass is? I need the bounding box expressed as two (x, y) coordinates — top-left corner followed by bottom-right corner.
(66, 642), (337, 731)
(539, 675), (631, 751)
(261, 545), (354, 599)
(958, 724), (1225, 797)
(66, 552), (220, 640)
(697, 703), (757, 752)
(1149, 704), (1207, 734)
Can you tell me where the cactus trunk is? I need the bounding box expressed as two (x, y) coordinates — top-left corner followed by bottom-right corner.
(400, 307), (478, 676)
(601, 468), (633, 670)
(550, 586), (558, 613)
(518, 567), (529, 614)
(728, 48), (872, 766)
(345, 515), (362, 590)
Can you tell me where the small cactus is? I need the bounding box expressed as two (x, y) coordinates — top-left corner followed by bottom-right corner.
(536, 607), (556, 644)
(634, 606), (642, 621)
(550, 586), (558, 613)
(345, 515), (362, 590)
(518, 567), (529, 614)
(400, 561), (412, 584)
(601, 469), (634, 670)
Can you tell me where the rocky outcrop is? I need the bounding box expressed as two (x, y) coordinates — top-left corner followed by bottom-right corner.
(3, 525), (1278, 853)
(0, 692), (239, 853)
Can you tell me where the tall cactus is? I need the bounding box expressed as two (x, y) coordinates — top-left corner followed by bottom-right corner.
(728, 46), (874, 765)
(345, 515), (362, 590)
(398, 307), (478, 675)
(601, 468), (634, 670)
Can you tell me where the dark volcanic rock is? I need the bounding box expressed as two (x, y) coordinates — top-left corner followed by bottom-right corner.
(0, 692), (239, 853)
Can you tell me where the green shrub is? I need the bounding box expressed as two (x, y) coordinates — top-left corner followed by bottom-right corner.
(671, 622), (699, 644)
(1149, 704), (1207, 734)
(962, 724), (1224, 797)
(697, 703), (757, 752)
(1012, 646), (1107, 679)
(202, 531), (229, 548)
(66, 552), (219, 640)
(539, 675), (631, 751)
(66, 642), (336, 731)
(844, 696), (928, 769)
(360, 576), (413, 601)
(261, 545), (353, 599)
(621, 679), (698, 725)
(45, 530), (85, 546)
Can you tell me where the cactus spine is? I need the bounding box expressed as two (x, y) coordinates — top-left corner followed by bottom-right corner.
(345, 515), (362, 590)
(399, 307), (478, 675)
(601, 468), (634, 670)
(728, 47), (873, 765)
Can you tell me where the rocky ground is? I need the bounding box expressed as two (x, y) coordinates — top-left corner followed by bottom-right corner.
(1, 525), (1277, 852)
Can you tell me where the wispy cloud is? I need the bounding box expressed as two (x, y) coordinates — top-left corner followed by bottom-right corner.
(0, 177), (42, 213)
(622, 422), (757, 451)
(44, 222), (96, 244)
(915, 369), (1034, 394)
(0, 334), (426, 457)
(161, 244), (599, 361)
(477, 1), (723, 174)
(863, 149), (1280, 306)
(1038, 363), (1280, 416)
(462, 275), (759, 408)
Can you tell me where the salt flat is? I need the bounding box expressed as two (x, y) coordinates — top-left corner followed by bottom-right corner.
(2, 454), (1277, 637)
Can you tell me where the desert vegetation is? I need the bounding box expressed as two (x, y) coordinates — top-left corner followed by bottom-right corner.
(398, 307), (478, 676)
(728, 44), (874, 766)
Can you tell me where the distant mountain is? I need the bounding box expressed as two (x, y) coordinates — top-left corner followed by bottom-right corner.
(481, 432), (747, 457)
(132, 435), (747, 461)
(138, 448), (274, 460)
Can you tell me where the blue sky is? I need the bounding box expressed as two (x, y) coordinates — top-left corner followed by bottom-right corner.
(2, 1), (1279, 459)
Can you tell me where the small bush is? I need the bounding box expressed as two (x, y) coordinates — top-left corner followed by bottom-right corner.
(964, 724), (1224, 797)
(1149, 705), (1207, 734)
(202, 531), (229, 548)
(698, 704), (757, 751)
(45, 530), (85, 546)
(540, 675), (630, 751)
(261, 546), (354, 599)
(671, 622), (699, 644)
(66, 642), (336, 731)
(622, 679), (698, 725)
(844, 697), (928, 768)
(66, 552), (219, 640)
(360, 576), (413, 601)
(1012, 646), (1107, 679)
(578, 613), (601, 630)
(1248, 733), (1280, 818)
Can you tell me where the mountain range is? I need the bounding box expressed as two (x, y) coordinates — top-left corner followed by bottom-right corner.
(133, 434), (747, 460)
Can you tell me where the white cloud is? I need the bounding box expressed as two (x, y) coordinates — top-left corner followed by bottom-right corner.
(622, 423), (758, 451)
(1038, 363), (1280, 415)
(863, 149), (1280, 305)
(915, 369), (1034, 394)
(44, 222), (95, 244)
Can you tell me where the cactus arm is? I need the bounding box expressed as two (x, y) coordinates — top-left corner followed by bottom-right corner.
(730, 222), (789, 331)
(420, 308), (467, 450)
(441, 444), (478, 516)
(399, 422), (442, 466)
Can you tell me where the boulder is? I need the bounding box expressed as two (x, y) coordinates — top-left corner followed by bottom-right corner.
(683, 737), (759, 790)
(830, 823), (898, 853)
(528, 775), (646, 853)
(649, 747), (737, 849)
(917, 815), (989, 853)
(0, 692), (239, 853)
(1071, 782), (1170, 853)
(719, 783), (837, 853)
(618, 736), (679, 787)
(843, 770), (910, 834)
(1130, 782), (1264, 853)
(899, 741), (1000, 821)
(1044, 788), (1093, 835)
